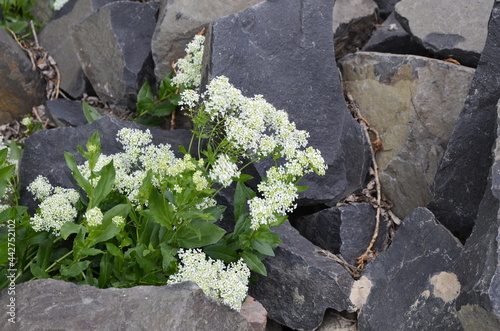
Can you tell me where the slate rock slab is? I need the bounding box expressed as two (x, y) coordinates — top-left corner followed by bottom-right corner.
(450, 100), (500, 329)
(0, 28), (46, 124)
(19, 116), (193, 212)
(339, 52), (475, 220)
(71, 1), (159, 108)
(291, 203), (388, 264)
(428, 1), (500, 240)
(0, 279), (253, 331)
(249, 222), (355, 331)
(357, 208), (463, 330)
(151, 0), (263, 83)
(45, 99), (90, 127)
(38, 0), (118, 98)
(395, 0), (494, 67)
(204, 0), (371, 205)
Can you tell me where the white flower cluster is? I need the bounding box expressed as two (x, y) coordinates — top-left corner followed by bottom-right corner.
(85, 207), (103, 227)
(27, 176), (79, 236)
(167, 249), (250, 311)
(180, 76), (328, 229)
(52, 0), (69, 11)
(172, 34), (205, 88)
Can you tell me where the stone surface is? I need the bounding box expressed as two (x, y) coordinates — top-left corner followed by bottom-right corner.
(19, 116), (193, 212)
(372, 0), (401, 14)
(249, 222), (355, 331)
(428, 1), (500, 240)
(395, 0), (494, 67)
(205, 0), (371, 206)
(0, 279), (253, 331)
(45, 99), (91, 127)
(362, 12), (432, 57)
(71, 1), (159, 108)
(450, 100), (500, 329)
(0, 28), (46, 124)
(316, 310), (358, 331)
(291, 203), (388, 265)
(338, 52), (475, 220)
(333, 0), (378, 33)
(357, 208), (463, 330)
(38, 0), (117, 98)
(31, 0), (53, 24)
(240, 296), (268, 331)
(151, 0), (263, 83)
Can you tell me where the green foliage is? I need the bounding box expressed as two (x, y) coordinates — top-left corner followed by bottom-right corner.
(0, 0), (40, 37)
(82, 102), (103, 123)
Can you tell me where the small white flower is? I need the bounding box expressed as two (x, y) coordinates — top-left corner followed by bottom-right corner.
(209, 154), (240, 187)
(112, 215), (125, 228)
(30, 191), (78, 236)
(27, 175), (53, 201)
(172, 35), (205, 88)
(85, 207), (104, 227)
(192, 170), (209, 191)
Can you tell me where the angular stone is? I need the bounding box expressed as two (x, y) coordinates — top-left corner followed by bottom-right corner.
(316, 310), (357, 331)
(395, 0), (494, 67)
(362, 12), (432, 57)
(45, 99), (91, 127)
(333, 0), (379, 60)
(450, 101), (500, 328)
(338, 52), (475, 220)
(151, 0), (262, 83)
(428, 2), (500, 240)
(357, 208), (463, 330)
(240, 296), (268, 331)
(291, 203), (388, 265)
(71, 1), (159, 108)
(372, 0), (401, 14)
(19, 116), (193, 212)
(38, 0), (117, 98)
(205, 0), (371, 205)
(249, 222), (355, 331)
(0, 279), (252, 330)
(0, 28), (46, 124)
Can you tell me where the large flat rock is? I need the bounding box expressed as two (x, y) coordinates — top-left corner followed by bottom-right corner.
(338, 52), (474, 220)
(428, 1), (500, 240)
(0, 279), (253, 330)
(204, 0), (371, 205)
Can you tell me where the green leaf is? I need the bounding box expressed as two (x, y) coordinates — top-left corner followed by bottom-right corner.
(251, 240), (275, 257)
(91, 160), (115, 207)
(234, 174), (254, 183)
(203, 205), (226, 222)
(296, 185), (309, 193)
(241, 251), (267, 276)
(176, 220), (226, 248)
(234, 182), (256, 221)
(136, 81), (154, 117)
(30, 264), (50, 279)
(92, 204), (129, 244)
(106, 243), (123, 259)
(82, 101), (102, 123)
(60, 261), (91, 278)
(36, 238), (54, 270)
(79, 247), (103, 256)
(148, 188), (173, 230)
(60, 222), (83, 240)
(159, 243), (177, 271)
(204, 244), (239, 263)
(148, 102), (176, 117)
(98, 253), (112, 288)
(254, 229), (282, 246)
(64, 152), (92, 194)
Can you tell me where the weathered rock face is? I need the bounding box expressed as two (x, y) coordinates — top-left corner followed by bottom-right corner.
(151, 0), (263, 83)
(428, 1), (500, 240)
(0, 28), (46, 124)
(71, 1), (159, 108)
(38, 0), (117, 98)
(338, 52), (475, 220)
(450, 100), (500, 329)
(372, 0), (401, 14)
(204, 0), (371, 206)
(357, 208), (463, 330)
(249, 222), (355, 331)
(19, 116), (193, 212)
(0, 279), (253, 331)
(395, 0), (494, 67)
(45, 99), (90, 127)
(291, 203), (388, 265)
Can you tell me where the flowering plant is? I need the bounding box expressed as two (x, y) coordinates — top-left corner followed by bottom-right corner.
(0, 35), (326, 310)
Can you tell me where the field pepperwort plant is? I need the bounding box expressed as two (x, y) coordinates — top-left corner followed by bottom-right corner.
(0, 34), (327, 311)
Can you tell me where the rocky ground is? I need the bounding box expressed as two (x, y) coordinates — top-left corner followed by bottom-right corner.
(1, 0), (500, 330)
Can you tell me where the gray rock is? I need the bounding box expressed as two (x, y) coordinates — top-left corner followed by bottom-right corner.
(71, 1), (159, 108)
(38, 0), (117, 98)
(291, 203), (388, 265)
(151, 0), (263, 83)
(451, 100), (500, 329)
(45, 99), (90, 127)
(428, 1), (500, 240)
(372, 0), (401, 14)
(0, 28), (46, 124)
(0, 279), (252, 331)
(249, 222), (355, 331)
(31, 0), (53, 24)
(362, 12), (432, 57)
(357, 208), (463, 330)
(338, 52), (475, 221)
(19, 116), (193, 212)
(204, 0), (371, 206)
(395, 0), (494, 67)
(333, 0), (378, 33)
